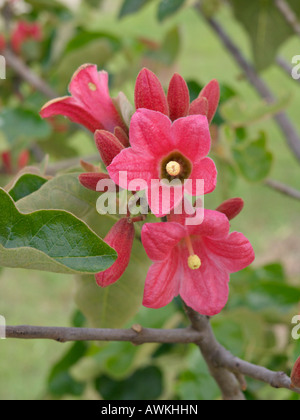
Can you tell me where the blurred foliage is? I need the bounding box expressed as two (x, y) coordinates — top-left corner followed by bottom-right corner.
(0, 0), (299, 401)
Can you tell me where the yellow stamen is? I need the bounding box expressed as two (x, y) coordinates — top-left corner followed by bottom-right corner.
(166, 161), (181, 177)
(188, 255), (202, 270)
(88, 82), (97, 91)
(185, 236), (201, 270)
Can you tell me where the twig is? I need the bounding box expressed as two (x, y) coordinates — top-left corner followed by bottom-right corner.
(275, 0), (300, 37)
(5, 320), (300, 398)
(196, 5), (300, 162)
(184, 306), (246, 400)
(184, 306), (300, 397)
(2, 48), (57, 99)
(276, 56), (300, 85)
(265, 179), (300, 201)
(5, 325), (202, 345)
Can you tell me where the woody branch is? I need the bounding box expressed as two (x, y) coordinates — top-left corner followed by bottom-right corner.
(5, 318), (300, 399)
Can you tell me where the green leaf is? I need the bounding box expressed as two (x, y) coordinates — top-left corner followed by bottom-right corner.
(9, 174), (48, 202)
(157, 0), (186, 22)
(48, 341), (88, 398)
(75, 234), (148, 329)
(230, 0), (300, 71)
(95, 366), (163, 400)
(221, 96), (290, 128)
(17, 173), (148, 328)
(0, 108), (51, 146)
(119, 0), (152, 18)
(65, 30), (121, 54)
(0, 188), (117, 274)
(233, 132), (273, 182)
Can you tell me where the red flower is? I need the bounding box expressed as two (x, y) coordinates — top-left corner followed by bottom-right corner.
(40, 64), (127, 134)
(141, 210), (255, 316)
(135, 68), (220, 124)
(96, 218), (135, 287)
(291, 357), (300, 389)
(11, 21), (42, 54)
(107, 108), (217, 217)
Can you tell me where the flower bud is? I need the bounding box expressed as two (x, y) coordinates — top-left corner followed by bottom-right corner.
(197, 79), (220, 124)
(79, 172), (111, 191)
(95, 130), (125, 167)
(189, 96), (209, 117)
(216, 198), (244, 221)
(291, 356), (300, 389)
(96, 218), (135, 287)
(167, 73), (190, 121)
(135, 68), (169, 116)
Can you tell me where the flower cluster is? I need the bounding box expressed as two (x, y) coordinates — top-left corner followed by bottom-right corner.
(41, 66), (255, 316)
(0, 20), (42, 54)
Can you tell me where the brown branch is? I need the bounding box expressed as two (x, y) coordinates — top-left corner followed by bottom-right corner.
(2, 48), (57, 99)
(5, 325), (202, 345)
(275, 0), (300, 37)
(196, 5), (300, 162)
(5, 320), (300, 398)
(265, 179), (300, 201)
(184, 306), (300, 398)
(184, 306), (246, 400)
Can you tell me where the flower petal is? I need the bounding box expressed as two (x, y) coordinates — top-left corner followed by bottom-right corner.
(171, 115), (212, 161)
(188, 157), (217, 195)
(129, 109), (174, 157)
(40, 96), (102, 133)
(142, 222), (186, 261)
(107, 147), (158, 190)
(188, 209), (230, 239)
(143, 248), (181, 309)
(167, 73), (190, 121)
(180, 245), (230, 316)
(146, 182), (184, 218)
(204, 232), (255, 273)
(135, 68), (169, 116)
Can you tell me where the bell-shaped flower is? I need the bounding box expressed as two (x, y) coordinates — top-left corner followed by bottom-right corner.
(40, 64), (127, 134)
(107, 108), (217, 217)
(141, 210), (255, 316)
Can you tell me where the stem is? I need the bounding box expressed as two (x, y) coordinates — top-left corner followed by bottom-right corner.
(196, 4), (300, 162)
(265, 179), (300, 201)
(3, 48), (57, 99)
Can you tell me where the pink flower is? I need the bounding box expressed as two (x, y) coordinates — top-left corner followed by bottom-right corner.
(40, 64), (127, 134)
(291, 356), (300, 389)
(107, 108), (217, 217)
(141, 210), (255, 316)
(0, 20), (42, 54)
(96, 218), (135, 287)
(135, 68), (220, 124)
(11, 21), (42, 54)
